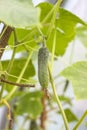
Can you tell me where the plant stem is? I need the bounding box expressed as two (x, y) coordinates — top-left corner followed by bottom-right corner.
(47, 0), (62, 37)
(48, 64), (70, 130)
(0, 26), (13, 58)
(0, 78), (35, 88)
(51, 29), (56, 70)
(1, 99), (13, 129)
(73, 111), (87, 130)
(0, 61), (4, 101)
(0, 25), (8, 39)
(0, 47), (16, 101)
(0, 82), (4, 101)
(5, 51), (33, 101)
(0, 60), (3, 71)
(0, 29), (17, 101)
(6, 29), (17, 73)
(47, 0), (62, 70)
(40, 88), (47, 130)
(10, 39), (35, 48)
(5, 71), (36, 83)
(41, 5), (55, 24)
(20, 27), (37, 43)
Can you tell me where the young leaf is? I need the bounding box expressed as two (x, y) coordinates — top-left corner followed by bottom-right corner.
(64, 108), (78, 123)
(0, 0), (38, 28)
(53, 95), (72, 105)
(58, 108), (78, 122)
(61, 61), (87, 99)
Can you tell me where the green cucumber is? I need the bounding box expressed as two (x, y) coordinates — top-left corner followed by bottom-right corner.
(38, 47), (49, 88)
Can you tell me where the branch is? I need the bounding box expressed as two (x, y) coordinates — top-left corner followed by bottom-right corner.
(0, 26), (13, 58)
(0, 78), (35, 88)
(1, 99), (13, 129)
(40, 88), (47, 130)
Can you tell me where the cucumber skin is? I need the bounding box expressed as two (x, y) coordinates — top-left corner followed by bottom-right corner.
(38, 47), (49, 88)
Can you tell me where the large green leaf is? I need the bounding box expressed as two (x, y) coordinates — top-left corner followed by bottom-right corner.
(0, 0), (38, 28)
(47, 8), (86, 56)
(61, 61), (87, 99)
(38, 2), (86, 56)
(17, 91), (43, 119)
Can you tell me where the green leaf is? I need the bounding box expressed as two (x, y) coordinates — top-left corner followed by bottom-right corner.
(46, 27), (74, 56)
(37, 2), (53, 36)
(59, 96), (72, 105)
(1, 58), (35, 91)
(61, 61), (87, 99)
(37, 2), (53, 22)
(47, 8), (86, 56)
(2, 58), (35, 80)
(8, 28), (39, 52)
(53, 95), (72, 105)
(64, 108), (78, 123)
(76, 26), (87, 48)
(0, 0), (38, 28)
(38, 2), (86, 56)
(17, 91), (43, 119)
(22, 91), (43, 98)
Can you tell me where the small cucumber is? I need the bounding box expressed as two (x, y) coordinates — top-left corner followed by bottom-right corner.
(38, 47), (49, 88)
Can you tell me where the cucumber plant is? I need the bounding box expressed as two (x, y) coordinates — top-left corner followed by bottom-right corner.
(0, 0), (87, 130)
